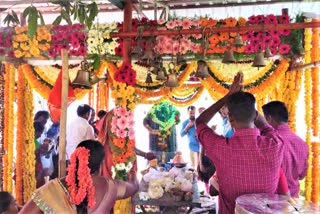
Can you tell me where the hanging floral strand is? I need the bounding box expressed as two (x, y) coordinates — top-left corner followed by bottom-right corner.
(2, 63), (9, 190)
(23, 81), (36, 203)
(311, 142), (320, 205)
(311, 18), (319, 136)
(3, 63), (15, 192)
(304, 22), (313, 201)
(15, 66), (26, 205)
(0, 65), (5, 191)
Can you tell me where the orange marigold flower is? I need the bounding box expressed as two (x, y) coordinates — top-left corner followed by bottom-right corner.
(15, 26), (28, 34)
(200, 18), (208, 27)
(219, 32), (229, 41)
(209, 34), (219, 45)
(207, 18), (217, 27)
(14, 50), (24, 58)
(225, 17), (237, 27)
(238, 17), (247, 26)
(229, 32), (237, 37)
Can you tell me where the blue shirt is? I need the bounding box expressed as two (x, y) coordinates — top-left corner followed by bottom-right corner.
(180, 119), (200, 152)
(223, 118), (234, 138)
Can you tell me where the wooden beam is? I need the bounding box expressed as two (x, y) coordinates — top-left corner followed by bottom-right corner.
(110, 21), (320, 38)
(58, 49), (69, 178)
(122, 0), (133, 63)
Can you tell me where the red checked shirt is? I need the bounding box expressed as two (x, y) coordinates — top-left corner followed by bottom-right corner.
(197, 123), (284, 214)
(275, 124), (308, 197)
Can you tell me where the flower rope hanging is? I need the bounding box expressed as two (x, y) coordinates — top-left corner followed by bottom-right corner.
(304, 21), (313, 201)
(23, 78), (36, 203)
(15, 66), (26, 205)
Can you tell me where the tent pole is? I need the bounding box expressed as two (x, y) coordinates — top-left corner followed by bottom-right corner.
(122, 0), (133, 63)
(58, 49), (69, 178)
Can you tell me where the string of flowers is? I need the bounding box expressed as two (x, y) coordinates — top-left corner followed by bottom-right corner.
(109, 108), (136, 180)
(96, 83), (99, 113)
(3, 63), (15, 192)
(66, 147), (96, 208)
(145, 101), (180, 139)
(111, 82), (138, 111)
(311, 18), (319, 136)
(311, 143), (320, 205)
(13, 26), (51, 58)
(207, 61), (274, 85)
(168, 86), (204, 107)
(15, 66), (25, 205)
(23, 79), (36, 203)
(98, 82), (106, 111)
(0, 66), (4, 190)
(2, 63), (10, 191)
(304, 23), (313, 201)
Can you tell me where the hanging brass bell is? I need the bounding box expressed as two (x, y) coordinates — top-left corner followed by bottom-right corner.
(72, 60), (92, 89)
(166, 73), (179, 87)
(264, 47), (273, 58)
(222, 49), (236, 63)
(90, 73), (101, 85)
(145, 72), (153, 84)
(131, 40), (144, 59)
(156, 67), (167, 81)
(141, 47), (154, 62)
(233, 34), (244, 46)
(176, 53), (186, 65)
(194, 60), (209, 78)
(252, 51), (266, 68)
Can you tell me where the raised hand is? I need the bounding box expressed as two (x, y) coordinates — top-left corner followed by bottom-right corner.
(228, 71), (244, 95)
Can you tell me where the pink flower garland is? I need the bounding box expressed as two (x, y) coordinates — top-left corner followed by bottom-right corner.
(66, 147), (96, 208)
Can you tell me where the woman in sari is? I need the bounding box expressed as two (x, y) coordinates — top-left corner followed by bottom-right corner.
(20, 140), (139, 214)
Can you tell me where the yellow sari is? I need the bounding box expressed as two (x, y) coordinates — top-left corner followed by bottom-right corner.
(32, 179), (76, 214)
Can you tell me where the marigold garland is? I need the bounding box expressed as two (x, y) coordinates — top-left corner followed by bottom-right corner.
(207, 60), (274, 85)
(66, 147), (96, 208)
(2, 63), (10, 191)
(311, 19), (319, 136)
(304, 23), (313, 201)
(311, 143), (320, 205)
(23, 80), (36, 203)
(3, 63), (15, 192)
(168, 86), (204, 107)
(15, 66), (25, 205)
(0, 67), (4, 190)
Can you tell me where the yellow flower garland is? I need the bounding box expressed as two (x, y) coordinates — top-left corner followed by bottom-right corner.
(23, 80), (36, 203)
(207, 60), (274, 85)
(311, 143), (320, 205)
(311, 19), (319, 136)
(15, 66), (25, 205)
(304, 23), (313, 201)
(168, 86), (204, 107)
(3, 63), (15, 192)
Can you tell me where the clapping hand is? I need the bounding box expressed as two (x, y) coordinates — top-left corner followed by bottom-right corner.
(228, 71), (244, 95)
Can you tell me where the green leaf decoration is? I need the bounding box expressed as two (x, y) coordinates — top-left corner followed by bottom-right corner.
(87, 2), (98, 23)
(23, 6), (31, 18)
(61, 9), (72, 25)
(78, 5), (86, 24)
(27, 6), (38, 38)
(52, 15), (62, 25)
(12, 10), (20, 24)
(38, 11), (45, 26)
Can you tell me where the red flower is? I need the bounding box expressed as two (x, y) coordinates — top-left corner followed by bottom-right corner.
(245, 45), (254, 54)
(246, 32), (254, 40)
(248, 15), (258, 24)
(279, 44), (291, 55)
(278, 15), (290, 24)
(280, 29), (291, 36)
(265, 15), (278, 24)
(115, 46), (123, 56)
(271, 37), (281, 47)
(256, 15), (265, 24)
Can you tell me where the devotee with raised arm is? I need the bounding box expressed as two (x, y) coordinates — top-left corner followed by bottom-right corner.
(196, 72), (286, 214)
(262, 101), (308, 198)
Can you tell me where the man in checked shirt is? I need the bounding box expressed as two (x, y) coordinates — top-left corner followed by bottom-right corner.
(196, 72), (286, 214)
(262, 101), (308, 198)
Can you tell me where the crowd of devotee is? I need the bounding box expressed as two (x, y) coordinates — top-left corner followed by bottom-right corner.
(1, 72), (310, 214)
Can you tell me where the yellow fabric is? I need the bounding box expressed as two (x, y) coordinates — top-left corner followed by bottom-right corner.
(33, 179), (76, 214)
